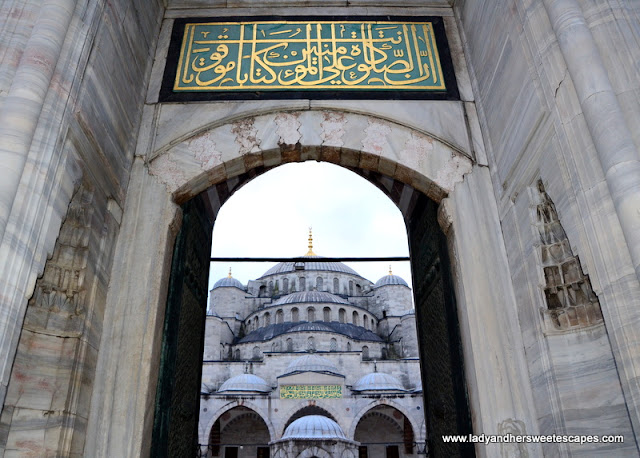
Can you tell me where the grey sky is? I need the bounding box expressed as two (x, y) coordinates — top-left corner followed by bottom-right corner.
(208, 161), (412, 292)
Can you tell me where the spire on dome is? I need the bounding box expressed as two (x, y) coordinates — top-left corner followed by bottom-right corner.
(389, 265), (393, 275)
(228, 267), (233, 278)
(305, 227), (317, 256)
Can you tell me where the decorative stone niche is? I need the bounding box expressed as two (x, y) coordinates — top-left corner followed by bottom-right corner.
(534, 181), (603, 332)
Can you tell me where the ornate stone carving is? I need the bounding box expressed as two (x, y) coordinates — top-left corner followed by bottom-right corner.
(534, 181), (603, 331)
(28, 185), (93, 316)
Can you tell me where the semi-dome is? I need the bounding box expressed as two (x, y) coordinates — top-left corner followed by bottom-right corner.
(281, 415), (347, 440)
(280, 354), (342, 377)
(374, 274), (409, 288)
(352, 372), (406, 392)
(217, 374), (271, 393)
(272, 291), (349, 306)
(212, 270), (245, 290)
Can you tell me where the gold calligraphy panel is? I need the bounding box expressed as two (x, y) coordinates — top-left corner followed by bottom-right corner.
(174, 21), (446, 91)
(280, 385), (342, 399)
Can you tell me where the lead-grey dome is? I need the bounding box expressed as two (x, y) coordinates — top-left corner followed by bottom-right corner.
(281, 415), (347, 440)
(280, 354), (342, 378)
(260, 257), (360, 278)
(374, 274), (409, 288)
(352, 372), (406, 392)
(212, 276), (245, 290)
(217, 374), (271, 393)
(273, 291), (349, 306)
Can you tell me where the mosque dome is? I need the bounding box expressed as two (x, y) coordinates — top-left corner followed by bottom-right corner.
(352, 372), (406, 392)
(280, 354), (342, 377)
(272, 291), (349, 306)
(259, 257), (360, 278)
(281, 415), (347, 440)
(259, 228), (361, 278)
(374, 267), (409, 288)
(217, 374), (271, 393)
(212, 269), (245, 290)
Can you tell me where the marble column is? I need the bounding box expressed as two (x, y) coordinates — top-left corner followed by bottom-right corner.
(443, 166), (541, 458)
(543, 0), (640, 443)
(0, 0), (77, 242)
(85, 159), (180, 458)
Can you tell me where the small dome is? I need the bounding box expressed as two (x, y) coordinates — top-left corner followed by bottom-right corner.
(374, 274), (408, 288)
(212, 276), (245, 291)
(352, 372), (406, 392)
(273, 291), (349, 306)
(281, 354), (342, 377)
(217, 374), (271, 393)
(282, 415), (347, 440)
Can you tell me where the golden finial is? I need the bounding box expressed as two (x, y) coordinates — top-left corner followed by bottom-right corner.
(228, 267), (233, 278)
(389, 265), (393, 275)
(306, 227), (316, 256)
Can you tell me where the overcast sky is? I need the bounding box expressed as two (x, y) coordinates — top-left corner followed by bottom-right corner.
(208, 161), (412, 292)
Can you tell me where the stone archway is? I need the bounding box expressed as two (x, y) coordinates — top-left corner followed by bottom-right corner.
(86, 109), (539, 458)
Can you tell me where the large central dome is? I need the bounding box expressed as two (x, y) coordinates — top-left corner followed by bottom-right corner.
(259, 256), (360, 278)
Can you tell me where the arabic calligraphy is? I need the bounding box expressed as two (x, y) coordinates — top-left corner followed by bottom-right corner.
(280, 385), (342, 399)
(174, 21), (446, 91)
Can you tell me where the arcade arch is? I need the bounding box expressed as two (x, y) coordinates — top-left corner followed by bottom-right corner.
(91, 107), (538, 458)
(207, 406), (271, 458)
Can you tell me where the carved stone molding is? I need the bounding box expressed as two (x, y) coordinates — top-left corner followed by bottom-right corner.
(534, 181), (603, 332)
(28, 184), (93, 317)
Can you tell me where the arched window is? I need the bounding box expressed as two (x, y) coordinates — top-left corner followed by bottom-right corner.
(259, 285), (266, 297)
(271, 342), (277, 352)
(291, 307), (299, 322)
(349, 280), (354, 295)
(290, 278), (296, 292)
(276, 309), (284, 324)
(362, 346), (369, 360)
(268, 281), (273, 295)
(381, 347), (388, 359)
(347, 342), (352, 351)
(234, 349), (241, 360)
(252, 346), (261, 360)
(339, 308), (346, 323)
(307, 337), (315, 352)
(352, 311), (358, 325)
(363, 314), (368, 329)
(253, 316), (259, 330)
(323, 307), (331, 322)
(299, 276), (306, 291)
(283, 278), (289, 293)
(330, 338), (337, 352)
(316, 276), (323, 291)
(286, 338), (293, 352)
(356, 284), (362, 295)
(333, 277), (339, 293)
(307, 307), (315, 322)
(264, 312), (271, 327)
(371, 318), (375, 330)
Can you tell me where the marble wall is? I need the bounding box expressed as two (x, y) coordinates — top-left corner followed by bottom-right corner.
(1, 0), (639, 456)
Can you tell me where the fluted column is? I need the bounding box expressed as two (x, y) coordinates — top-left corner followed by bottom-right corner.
(542, 0), (640, 444)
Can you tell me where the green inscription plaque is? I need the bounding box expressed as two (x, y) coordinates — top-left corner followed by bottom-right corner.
(174, 21), (446, 92)
(280, 385), (342, 399)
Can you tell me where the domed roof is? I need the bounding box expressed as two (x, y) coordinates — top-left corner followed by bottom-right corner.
(352, 372), (406, 392)
(374, 274), (409, 288)
(273, 291), (349, 306)
(237, 321), (384, 344)
(212, 270), (245, 290)
(281, 415), (347, 440)
(217, 374), (271, 393)
(259, 257), (360, 278)
(280, 354), (342, 377)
